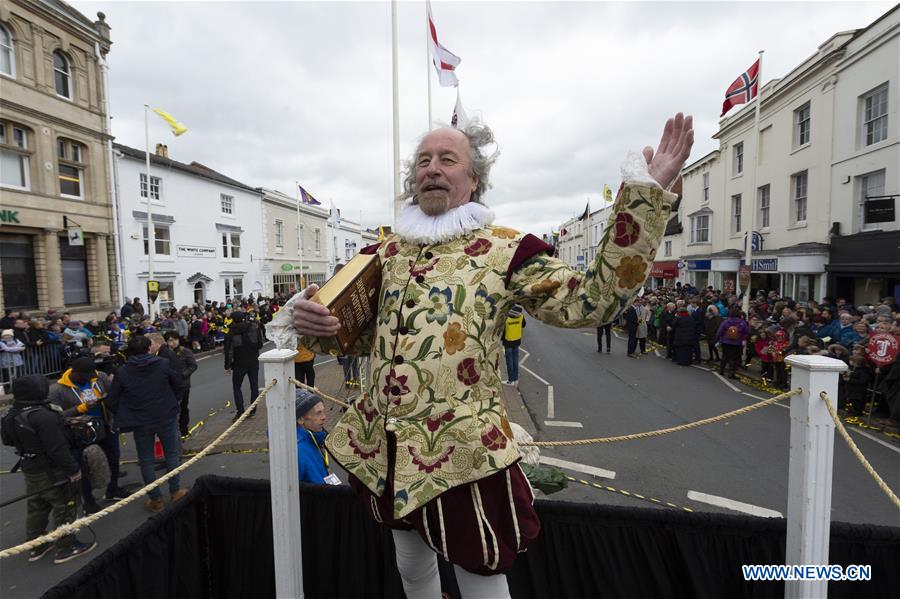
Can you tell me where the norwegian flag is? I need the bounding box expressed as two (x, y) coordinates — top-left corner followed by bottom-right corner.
(427, 0), (461, 87)
(721, 58), (760, 117)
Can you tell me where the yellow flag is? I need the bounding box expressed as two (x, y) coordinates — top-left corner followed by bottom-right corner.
(153, 108), (188, 136)
(603, 184), (613, 202)
(378, 226), (385, 241)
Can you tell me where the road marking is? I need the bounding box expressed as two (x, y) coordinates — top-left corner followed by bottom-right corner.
(540, 456), (615, 479)
(848, 427), (900, 454)
(691, 364), (711, 372)
(712, 371), (742, 392)
(519, 348), (530, 365)
(521, 364), (550, 386)
(544, 420), (583, 428)
(613, 331), (625, 340)
(547, 385), (555, 419)
(654, 349), (663, 358)
(687, 490), (782, 518)
(318, 358), (336, 366)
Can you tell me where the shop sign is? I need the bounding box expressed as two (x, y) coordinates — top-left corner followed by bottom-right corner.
(751, 258), (778, 272)
(576, 255), (585, 265)
(650, 261), (679, 279)
(280, 263), (295, 272)
(867, 333), (898, 368)
(687, 260), (711, 270)
(0, 210), (20, 224)
(176, 245), (217, 258)
(67, 228), (84, 246)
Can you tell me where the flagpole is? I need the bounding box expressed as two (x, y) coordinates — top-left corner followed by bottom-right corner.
(741, 50), (763, 317)
(391, 0), (402, 225)
(296, 182), (305, 290)
(426, 2), (432, 131)
(144, 104), (155, 322)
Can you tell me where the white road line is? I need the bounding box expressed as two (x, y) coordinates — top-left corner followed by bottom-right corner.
(712, 371), (741, 393)
(540, 456), (616, 480)
(691, 364), (711, 372)
(521, 364), (550, 386)
(519, 348), (530, 366)
(547, 385), (555, 419)
(544, 420), (583, 428)
(687, 490), (783, 518)
(848, 427), (900, 454)
(654, 349), (663, 358)
(742, 391), (790, 409)
(318, 358), (336, 366)
(613, 331), (625, 340)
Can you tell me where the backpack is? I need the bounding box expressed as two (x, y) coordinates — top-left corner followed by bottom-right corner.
(232, 321), (261, 350)
(1, 407), (40, 455)
(724, 324), (741, 342)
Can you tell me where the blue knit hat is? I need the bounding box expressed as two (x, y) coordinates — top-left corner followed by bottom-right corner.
(295, 389), (323, 419)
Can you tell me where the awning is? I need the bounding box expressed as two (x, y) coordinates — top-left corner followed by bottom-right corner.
(650, 261), (679, 279)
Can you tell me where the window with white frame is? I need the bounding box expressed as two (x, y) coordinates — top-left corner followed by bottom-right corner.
(224, 277), (244, 302)
(0, 24), (14, 77)
(862, 83), (888, 146)
(157, 281), (175, 311)
(702, 172), (710, 203)
(733, 142), (743, 176)
(274, 219), (284, 248)
(220, 194), (234, 215)
(53, 51), (72, 99)
(690, 214), (710, 243)
(731, 194), (742, 233)
(758, 185), (770, 229)
(859, 170), (892, 228)
(794, 102), (811, 147)
(139, 173), (161, 201)
(791, 171), (808, 224)
(57, 138), (84, 198)
(142, 224), (171, 255)
(314, 228), (321, 252)
(0, 121), (30, 189)
(664, 240), (672, 257)
(298, 223), (304, 254)
(221, 232), (241, 258)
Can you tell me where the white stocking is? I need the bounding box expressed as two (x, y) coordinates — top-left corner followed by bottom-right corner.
(454, 566), (511, 599)
(392, 529), (441, 598)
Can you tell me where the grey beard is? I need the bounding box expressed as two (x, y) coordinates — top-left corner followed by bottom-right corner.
(418, 195), (450, 216)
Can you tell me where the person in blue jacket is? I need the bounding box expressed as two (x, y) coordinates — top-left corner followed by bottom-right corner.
(295, 389), (335, 485)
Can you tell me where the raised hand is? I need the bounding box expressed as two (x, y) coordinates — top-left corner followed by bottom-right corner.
(642, 113), (694, 189)
(292, 285), (340, 336)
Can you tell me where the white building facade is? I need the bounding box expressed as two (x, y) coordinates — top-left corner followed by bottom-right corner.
(260, 188), (329, 296)
(326, 209), (378, 277)
(677, 6), (898, 302)
(113, 143), (265, 311)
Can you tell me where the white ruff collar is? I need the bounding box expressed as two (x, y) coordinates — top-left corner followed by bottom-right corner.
(395, 201), (495, 245)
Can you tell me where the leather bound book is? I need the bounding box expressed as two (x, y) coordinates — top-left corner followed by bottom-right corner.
(311, 253), (381, 354)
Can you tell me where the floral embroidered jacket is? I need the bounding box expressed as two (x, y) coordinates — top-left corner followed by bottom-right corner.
(313, 182), (675, 518)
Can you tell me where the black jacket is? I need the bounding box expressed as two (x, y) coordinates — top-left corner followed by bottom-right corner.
(672, 313), (698, 347)
(120, 303), (135, 319)
(7, 398), (79, 476)
(158, 346), (198, 389)
(225, 321), (262, 370)
(107, 354), (180, 432)
(623, 306), (639, 333)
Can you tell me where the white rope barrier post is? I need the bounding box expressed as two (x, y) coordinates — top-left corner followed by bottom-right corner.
(784, 355), (847, 599)
(259, 348), (304, 599)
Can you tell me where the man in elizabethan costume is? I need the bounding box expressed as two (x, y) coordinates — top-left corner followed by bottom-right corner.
(292, 114), (693, 597)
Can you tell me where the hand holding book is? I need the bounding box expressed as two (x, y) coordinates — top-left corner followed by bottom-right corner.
(292, 285), (341, 337)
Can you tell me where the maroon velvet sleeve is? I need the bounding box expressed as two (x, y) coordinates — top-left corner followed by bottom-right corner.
(360, 242), (382, 255)
(504, 234), (555, 287)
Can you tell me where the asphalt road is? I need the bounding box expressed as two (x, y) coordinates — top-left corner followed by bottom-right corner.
(515, 319), (900, 527)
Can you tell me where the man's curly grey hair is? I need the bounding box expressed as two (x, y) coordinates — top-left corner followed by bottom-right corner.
(400, 120), (500, 205)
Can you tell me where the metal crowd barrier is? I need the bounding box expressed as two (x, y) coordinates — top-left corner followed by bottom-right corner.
(0, 341), (68, 392)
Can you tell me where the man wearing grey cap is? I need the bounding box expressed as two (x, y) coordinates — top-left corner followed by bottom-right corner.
(295, 390), (339, 485)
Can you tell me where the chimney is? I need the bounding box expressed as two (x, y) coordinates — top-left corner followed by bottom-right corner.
(155, 144), (168, 159)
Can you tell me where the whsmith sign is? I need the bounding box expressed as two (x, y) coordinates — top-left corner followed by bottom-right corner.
(0, 210), (20, 224)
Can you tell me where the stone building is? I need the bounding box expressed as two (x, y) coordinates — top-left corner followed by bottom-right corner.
(0, 0), (117, 319)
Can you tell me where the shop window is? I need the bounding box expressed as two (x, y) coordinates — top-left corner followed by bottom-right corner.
(53, 51), (72, 99)
(224, 277), (244, 302)
(0, 234), (38, 309)
(140, 173), (162, 201)
(794, 102), (810, 147)
(0, 24), (14, 78)
(858, 170), (892, 229)
(157, 281), (175, 311)
(733, 142), (743, 176)
(142, 224), (171, 255)
(861, 83), (888, 146)
(0, 120), (30, 189)
(57, 138), (84, 198)
(791, 171), (807, 224)
(758, 185), (770, 229)
(60, 237), (89, 305)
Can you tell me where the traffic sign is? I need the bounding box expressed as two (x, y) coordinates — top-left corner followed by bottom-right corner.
(147, 280), (160, 303)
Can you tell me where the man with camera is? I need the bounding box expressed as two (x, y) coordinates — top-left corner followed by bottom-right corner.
(1, 375), (97, 563)
(48, 356), (129, 514)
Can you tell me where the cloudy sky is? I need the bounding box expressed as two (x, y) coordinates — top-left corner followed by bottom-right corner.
(72, 0), (891, 236)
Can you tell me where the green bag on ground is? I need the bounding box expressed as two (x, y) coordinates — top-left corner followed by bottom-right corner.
(519, 463), (568, 495)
